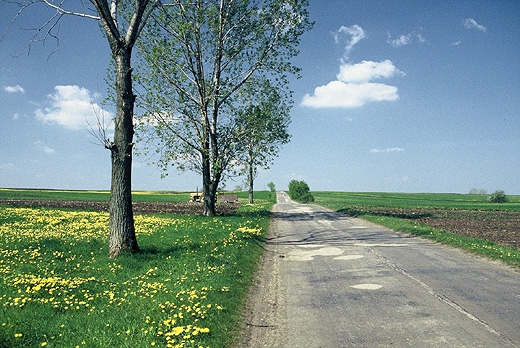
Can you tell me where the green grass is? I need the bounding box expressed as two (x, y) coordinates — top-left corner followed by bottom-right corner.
(313, 191), (520, 211)
(314, 191), (520, 267)
(0, 192), (272, 347)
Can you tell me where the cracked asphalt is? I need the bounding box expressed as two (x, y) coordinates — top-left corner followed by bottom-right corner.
(241, 191), (520, 347)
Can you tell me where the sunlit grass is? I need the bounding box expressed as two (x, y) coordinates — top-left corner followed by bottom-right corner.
(0, 200), (271, 347)
(313, 191), (520, 211)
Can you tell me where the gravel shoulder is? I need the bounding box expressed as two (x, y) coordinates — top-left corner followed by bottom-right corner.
(237, 213), (286, 348)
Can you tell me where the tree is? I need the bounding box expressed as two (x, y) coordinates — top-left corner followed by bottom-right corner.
(488, 190), (507, 203)
(4, 0), (159, 257)
(288, 179), (314, 203)
(234, 80), (291, 204)
(135, 0), (312, 216)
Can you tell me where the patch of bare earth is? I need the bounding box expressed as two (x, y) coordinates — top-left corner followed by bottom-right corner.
(351, 207), (520, 250)
(0, 198), (239, 216)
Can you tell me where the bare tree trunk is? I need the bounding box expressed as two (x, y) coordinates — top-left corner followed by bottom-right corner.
(108, 50), (139, 257)
(248, 159), (254, 204)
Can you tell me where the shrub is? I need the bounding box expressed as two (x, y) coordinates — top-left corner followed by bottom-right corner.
(299, 192), (315, 203)
(288, 180), (314, 203)
(488, 190), (507, 203)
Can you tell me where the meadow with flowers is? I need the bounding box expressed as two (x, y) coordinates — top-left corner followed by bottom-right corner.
(0, 191), (271, 347)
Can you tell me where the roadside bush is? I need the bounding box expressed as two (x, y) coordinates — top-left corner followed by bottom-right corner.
(288, 180), (314, 203)
(488, 190), (507, 203)
(299, 192), (315, 203)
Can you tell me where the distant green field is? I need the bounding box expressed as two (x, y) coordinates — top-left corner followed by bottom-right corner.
(313, 191), (520, 211)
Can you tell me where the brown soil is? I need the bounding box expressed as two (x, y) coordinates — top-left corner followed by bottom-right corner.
(0, 198), (240, 216)
(348, 207), (520, 250)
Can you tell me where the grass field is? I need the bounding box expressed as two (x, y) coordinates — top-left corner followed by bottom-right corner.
(313, 191), (520, 267)
(0, 189), (271, 347)
(313, 191), (520, 211)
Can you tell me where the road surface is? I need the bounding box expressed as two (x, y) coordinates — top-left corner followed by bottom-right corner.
(241, 192), (520, 347)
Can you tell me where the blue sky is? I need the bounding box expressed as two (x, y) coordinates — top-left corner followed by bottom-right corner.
(1, 1), (519, 194)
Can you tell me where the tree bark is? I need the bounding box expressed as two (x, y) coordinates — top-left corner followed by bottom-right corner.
(108, 50), (139, 257)
(248, 154), (254, 204)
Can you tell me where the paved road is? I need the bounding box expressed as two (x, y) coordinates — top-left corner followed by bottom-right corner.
(243, 192), (520, 347)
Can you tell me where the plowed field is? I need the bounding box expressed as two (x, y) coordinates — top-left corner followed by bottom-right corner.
(348, 207), (520, 249)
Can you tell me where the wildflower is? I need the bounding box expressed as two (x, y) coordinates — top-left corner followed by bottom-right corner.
(14, 333), (23, 338)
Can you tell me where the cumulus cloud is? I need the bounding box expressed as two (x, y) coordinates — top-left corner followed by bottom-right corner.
(302, 60), (402, 108)
(34, 141), (56, 154)
(369, 147), (405, 154)
(464, 18), (486, 32)
(302, 81), (398, 108)
(35, 85), (113, 130)
(4, 85), (25, 94)
(337, 60), (403, 83)
(302, 25), (404, 109)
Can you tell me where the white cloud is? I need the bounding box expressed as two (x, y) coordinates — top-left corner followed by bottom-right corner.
(34, 141), (55, 154)
(388, 34), (412, 47)
(452, 41), (461, 46)
(4, 85), (25, 94)
(334, 24), (366, 57)
(387, 30), (426, 47)
(302, 60), (402, 108)
(464, 18), (486, 32)
(302, 25), (404, 109)
(302, 81), (398, 108)
(369, 147), (405, 154)
(35, 85), (113, 130)
(337, 60), (403, 83)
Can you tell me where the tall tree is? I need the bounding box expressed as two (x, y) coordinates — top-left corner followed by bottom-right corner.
(234, 79), (291, 204)
(4, 0), (159, 257)
(135, 0), (312, 216)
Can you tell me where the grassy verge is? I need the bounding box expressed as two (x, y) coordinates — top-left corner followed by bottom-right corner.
(0, 198), (271, 347)
(314, 192), (520, 268)
(357, 213), (520, 268)
(313, 191), (520, 211)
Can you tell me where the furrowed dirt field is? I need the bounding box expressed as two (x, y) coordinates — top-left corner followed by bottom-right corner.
(0, 198), (240, 216)
(348, 207), (520, 250)
(1, 199), (518, 250)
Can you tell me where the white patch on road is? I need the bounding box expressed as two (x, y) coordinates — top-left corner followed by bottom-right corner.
(286, 246), (344, 261)
(354, 243), (409, 247)
(334, 254), (364, 261)
(350, 226), (367, 229)
(350, 283), (383, 290)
